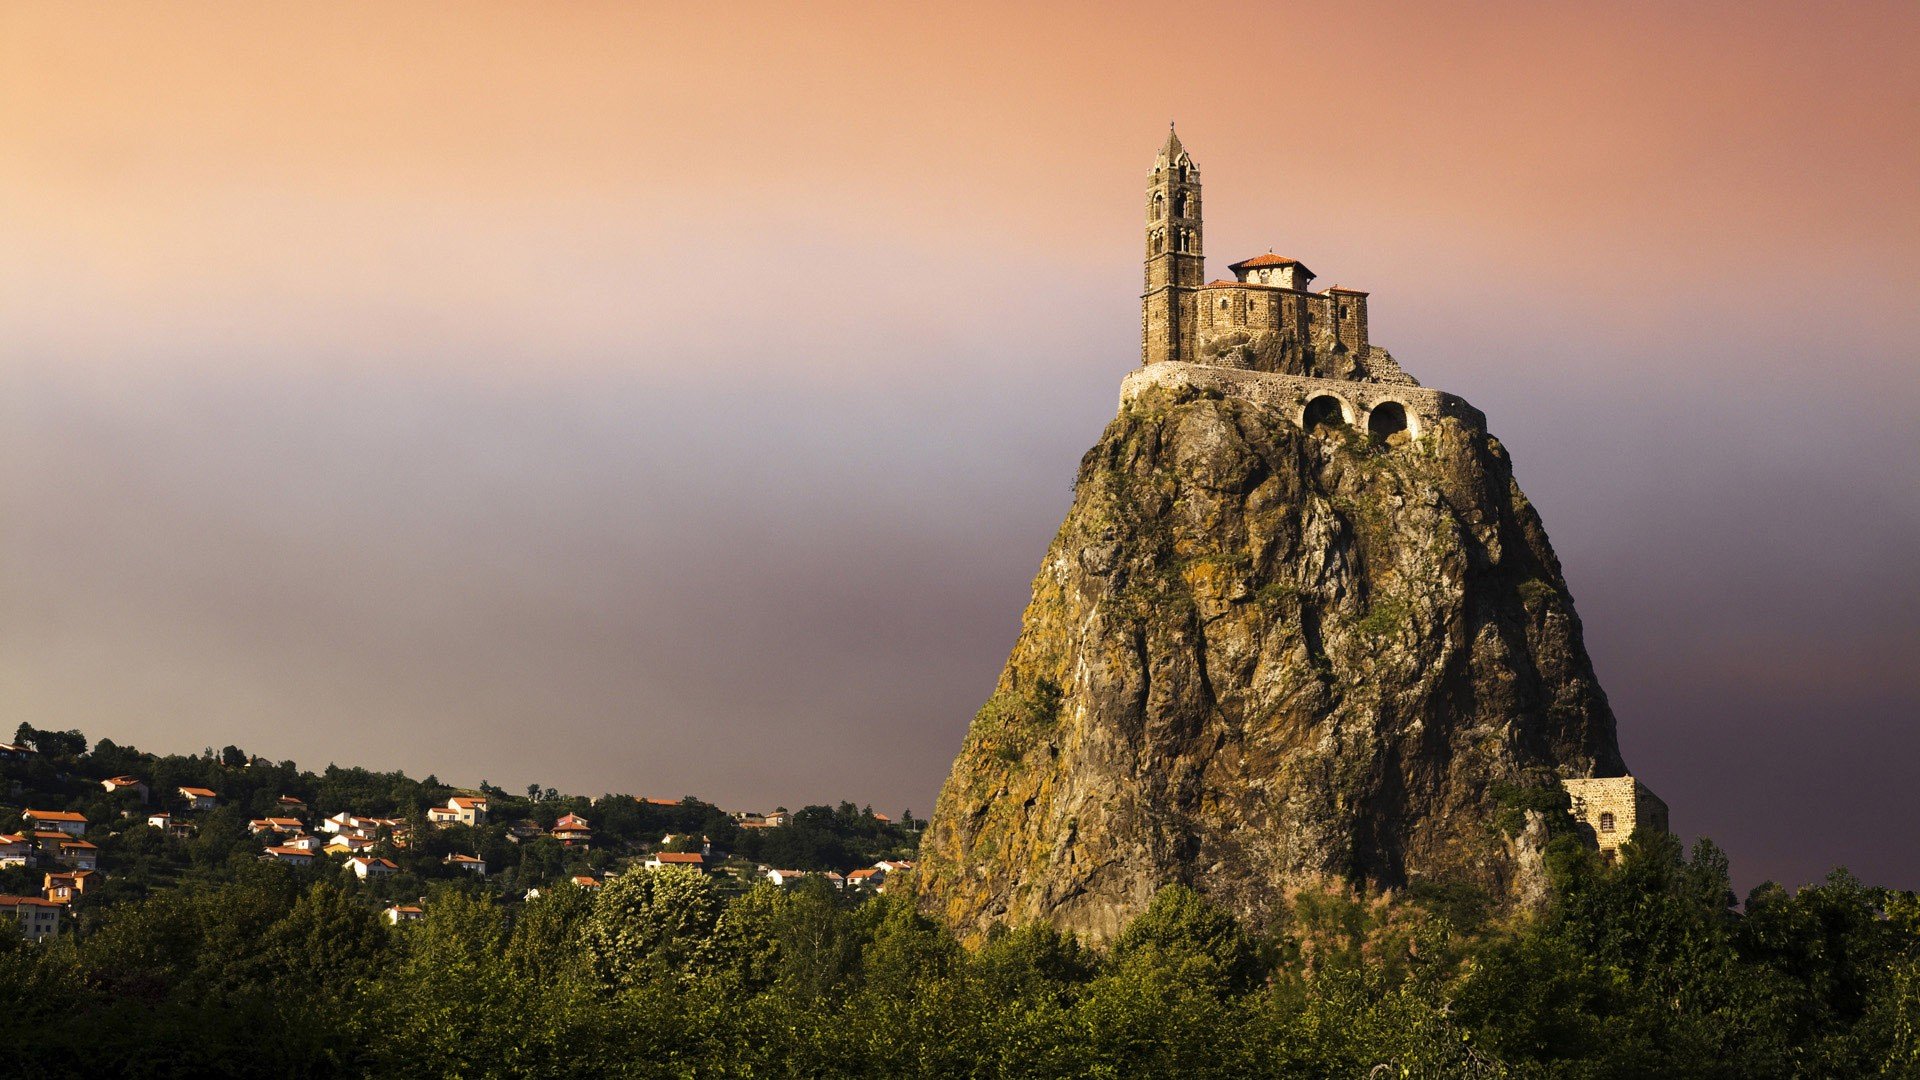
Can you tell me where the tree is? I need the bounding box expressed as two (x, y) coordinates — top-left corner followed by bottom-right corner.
(581, 867), (722, 990)
(1109, 884), (1263, 994)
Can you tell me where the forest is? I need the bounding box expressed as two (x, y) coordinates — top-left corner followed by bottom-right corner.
(4, 727), (1920, 1077)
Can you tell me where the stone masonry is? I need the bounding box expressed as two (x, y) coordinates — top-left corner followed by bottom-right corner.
(1562, 776), (1670, 860)
(1140, 126), (1478, 443)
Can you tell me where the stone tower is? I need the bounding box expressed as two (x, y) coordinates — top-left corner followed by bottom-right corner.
(1142, 126), (1204, 365)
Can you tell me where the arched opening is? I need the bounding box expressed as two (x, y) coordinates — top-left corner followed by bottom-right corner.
(1302, 395), (1347, 432)
(1151, 192), (1164, 220)
(1367, 401), (1409, 444)
(1173, 192), (1188, 217)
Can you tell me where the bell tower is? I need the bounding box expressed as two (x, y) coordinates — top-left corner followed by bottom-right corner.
(1142, 126), (1203, 365)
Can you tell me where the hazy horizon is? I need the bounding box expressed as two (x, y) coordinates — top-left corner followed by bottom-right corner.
(4, 2), (1916, 894)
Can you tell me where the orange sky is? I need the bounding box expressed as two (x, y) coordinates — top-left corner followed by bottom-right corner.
(6, 2), (1916, 380)
(2, 3), (1918, 892)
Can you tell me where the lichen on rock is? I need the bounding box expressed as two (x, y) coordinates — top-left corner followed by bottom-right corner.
(917, 380), (1624, 943)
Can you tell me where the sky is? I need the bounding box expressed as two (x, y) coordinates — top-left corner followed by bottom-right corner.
(2, 2), (1916, 894)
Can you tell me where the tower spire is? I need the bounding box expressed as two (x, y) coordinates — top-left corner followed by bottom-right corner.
(1142, 128), (1203, 365)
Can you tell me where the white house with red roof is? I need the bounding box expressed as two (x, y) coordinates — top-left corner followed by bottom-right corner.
(177, 787), (219, 811)
(446, 853), (486, 875)
(427, 795), (488, 827)
(101, 776), (150, 802)
(348, 856), (399, 880)
(0, 834), (31, 868)
(385, 904), (425, 924)
(248, 817), (305, 836)
(643, 852), (706, 872)
(23, 810), (88, 837)
(263, 846), (318, 867)
(325, 834), (376, 856)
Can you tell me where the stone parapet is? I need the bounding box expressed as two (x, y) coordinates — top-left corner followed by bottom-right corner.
(1120, 361), (1486, 440)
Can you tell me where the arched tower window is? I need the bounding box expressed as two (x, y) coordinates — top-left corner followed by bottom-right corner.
(1173, 192), (1188, 218)
(1151, 192), (1164, 221)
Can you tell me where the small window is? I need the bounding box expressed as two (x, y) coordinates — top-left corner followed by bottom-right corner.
(1599, 812), (1616, 833)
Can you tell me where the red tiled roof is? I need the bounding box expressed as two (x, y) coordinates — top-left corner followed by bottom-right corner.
(178, 787), (218, 798)
(1325, 285), (1369, 295)
(25, 810), (87, 823)
(654, 852), (704, 864)
(1228, 253), (1302, 269)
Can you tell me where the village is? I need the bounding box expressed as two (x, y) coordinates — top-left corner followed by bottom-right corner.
(0, 733), (919, 942)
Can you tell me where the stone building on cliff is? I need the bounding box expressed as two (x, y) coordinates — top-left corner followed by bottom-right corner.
(1134, 125), (1484, 441)
(916, 129), (1669, 942)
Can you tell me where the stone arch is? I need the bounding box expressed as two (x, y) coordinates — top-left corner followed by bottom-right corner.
(1301, 393), (1353, 432)
(1365, 399), (1421, 441)
(1173, 191), (1189, 217)
(1366, 400), (1410, 443)
(1151, 192), (1164, 220)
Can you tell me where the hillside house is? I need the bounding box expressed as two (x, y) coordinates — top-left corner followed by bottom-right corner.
(348, 857), (399, 880)
(874, 859), (916, 873)
(248, 817), (305, 836)
(276, 795), (307, 812)
(325, 834), (375, 856)
(847, 867), (886, 891)
(0, 834), (31, 868)
(0, 743), (34, 762)
(426, 795), (488, 827)
(178, 787), (219, 811)
(570, 875), (602, 890)
(57, 841), (98, 871)
(760, 868), (809, 886)
(385, 904), (424, 924)
(281, 833), (324, 852)
(23, 810), (88, 837)
(643, 852), (706, 872)
(446, 854), (486, 875)
(43, 870), (95, 903)
(101, 776), (149, 802)
(0, 895), (63, 941)
(263, 846), (318, 867)
(552, 814), (592, 847)
(320, 812), (362, 835)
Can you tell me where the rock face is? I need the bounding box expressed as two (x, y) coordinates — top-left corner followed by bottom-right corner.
(917, 379), (1626, 943)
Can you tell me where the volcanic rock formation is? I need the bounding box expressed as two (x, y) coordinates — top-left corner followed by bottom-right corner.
(917, 381), (1625, 942)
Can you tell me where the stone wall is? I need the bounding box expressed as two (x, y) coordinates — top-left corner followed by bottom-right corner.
(1562, 776), (1670, 859)
(1119, 361), (1487, 440)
